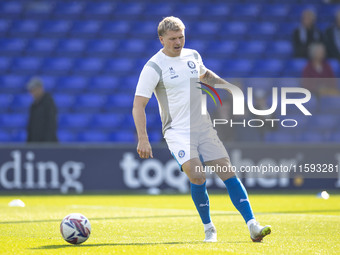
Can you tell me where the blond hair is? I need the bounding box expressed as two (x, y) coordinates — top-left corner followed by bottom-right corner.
(157, 16), (185, 36)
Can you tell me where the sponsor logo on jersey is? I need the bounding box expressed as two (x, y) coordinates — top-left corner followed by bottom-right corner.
(178, 150), (185, 158)
(169, 67), (176, 75)
(187, 61), (196, 69)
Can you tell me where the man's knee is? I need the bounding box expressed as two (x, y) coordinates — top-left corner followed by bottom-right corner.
(190, 176), (206, 185)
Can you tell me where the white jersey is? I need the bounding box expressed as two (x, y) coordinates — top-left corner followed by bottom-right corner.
(135, 48), (212, 134)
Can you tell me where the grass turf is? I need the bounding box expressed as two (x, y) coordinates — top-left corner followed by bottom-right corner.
(0, 193), (339, 255)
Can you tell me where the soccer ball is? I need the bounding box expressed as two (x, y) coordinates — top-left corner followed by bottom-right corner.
(60, 213), (91, 244)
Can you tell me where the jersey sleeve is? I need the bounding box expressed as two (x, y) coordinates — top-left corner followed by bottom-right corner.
(135, 63), (160, 98)
(193, 50), (207, 76)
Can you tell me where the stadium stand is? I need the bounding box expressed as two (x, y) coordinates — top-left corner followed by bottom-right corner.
(0, 0), (339, 143)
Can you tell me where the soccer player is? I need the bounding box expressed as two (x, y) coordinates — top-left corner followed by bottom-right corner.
(132, 16), (271, 242)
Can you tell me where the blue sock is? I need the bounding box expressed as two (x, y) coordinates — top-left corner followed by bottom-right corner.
(224, 177), (255, 223)
(190, 182), (211, 224)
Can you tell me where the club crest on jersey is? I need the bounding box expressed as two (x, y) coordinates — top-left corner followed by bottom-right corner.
(187, 61), (196, 69)
(169, 67), (176, 75)
(178, 150), (185, 158)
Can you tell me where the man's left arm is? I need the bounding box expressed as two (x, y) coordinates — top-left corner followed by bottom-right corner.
(200, 69), (232, 94)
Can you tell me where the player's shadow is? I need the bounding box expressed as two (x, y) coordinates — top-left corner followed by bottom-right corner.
(32, 240), (249, 250)
(32, 241), (203, 249)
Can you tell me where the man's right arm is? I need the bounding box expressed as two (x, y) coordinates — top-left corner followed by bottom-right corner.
(132, 95), (153, 159)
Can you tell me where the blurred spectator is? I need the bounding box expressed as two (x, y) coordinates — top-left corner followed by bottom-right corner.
(302, 43), (338, 97)
(324, 9), (340, 59)
(27, 77), (58, 143)
(293, 9), (323, 58)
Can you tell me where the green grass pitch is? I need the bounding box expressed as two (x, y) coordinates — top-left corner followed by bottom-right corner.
(0, 193), (339, 255)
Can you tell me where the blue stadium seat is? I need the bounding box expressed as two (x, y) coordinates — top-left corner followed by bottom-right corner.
(320, 96), (340, 113)
(202, 3), (231, 19)
(265, 132), (295, 143)
(147, 96), (160, 110)
(328, 59), (340, 75)
(88, 76), (119, 92)
(104, 58), (135, 75)
(56, 39), (86, 56)
(206, 41), (237, 58)
(0, 130), (11, 142)
(149, 131), (162, 143)
(101, 21), (130, 38)
(0, 57), (12, 73)
(283, 59), (307, 77)
(11, 129), (26, 142)
(309, 115), (338, 131)
(56, 76), (88, 93)
(203, 59), (224, 74)
(223, 59), (253, 77)
(0, 38), (26, 56)
(59, 114), (92, 129)
(220, 22), (248, 40)
(231, 4), (261, 21)
(0, 94), (13, 112)
(146, 113), (161, 127)
(244, 78), (275, 91)
(24, 2), (53, 18)
(191, 22), (220, 37)
(54, 2), (84, 17)
(247, 23), (277, 40)
(114, 2), (144, 18)
(42, 58), (74, 74)
(0, 75), (26, 93)
(260, 4), (290, 21)
(143, 3), (173, 18)
(71, 21), (101, 37)
(86, 39), (117, 56)
(0, 1), (23, 17)
(78, 131), (109, 142)
(0, 19), (11, 36)
(0, 114), (27, 128)
(10, 20), (40, 37)
(132, 21), (157, 39)
(73, 94), (107, 112)
(106, 94), (134, 109)
(91, 114), (124, 129)
(185, 40), (208, 53)
(27, 38), (56, 55)
(40, 76), (58, 92)
(11, 94), (32, 112)
(173, 4), (201, 19)
(300, 132), (325, 143)
(281, 114), (309, 133)
(58, 130), (77, 142)
(275, 78), (301, 87)
(276, 22), (298, 40)
(40, 20), (72, 37)
(252, 59), (284, 77)
(110, 130), (136, 143)
(73, 58), (104, 75)
(12, 57), (42, 74)
(287, 4), (317, 21)
(119, 75), (140, 91)
(237, 41), (266, 58)
(83, 2), (114, 18)
(265, 40), (293, 59)
(118, 39), (147, 56)
(53, 94), (75, 112)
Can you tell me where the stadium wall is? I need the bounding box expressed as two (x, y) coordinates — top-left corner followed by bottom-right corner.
(0, 144), (339, 194)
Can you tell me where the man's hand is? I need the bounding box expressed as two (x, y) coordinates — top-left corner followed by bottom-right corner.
(137, 138), (153, 159)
